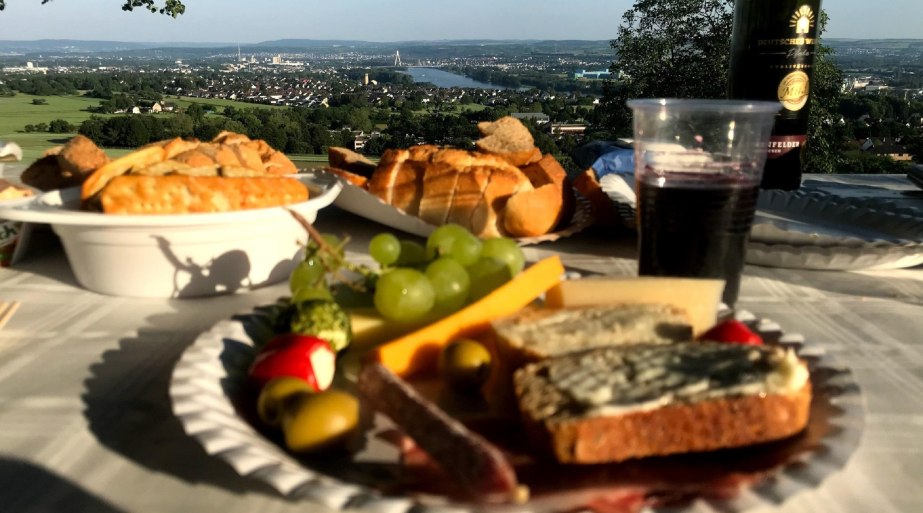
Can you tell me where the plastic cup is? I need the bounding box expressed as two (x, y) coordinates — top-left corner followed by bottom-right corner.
(628, 99), (780, 306)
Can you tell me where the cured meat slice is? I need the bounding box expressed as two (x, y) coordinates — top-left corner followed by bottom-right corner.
(357, 362), (523, 501)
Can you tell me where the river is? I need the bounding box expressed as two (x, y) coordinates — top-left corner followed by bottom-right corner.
(401, 67), (506, 90)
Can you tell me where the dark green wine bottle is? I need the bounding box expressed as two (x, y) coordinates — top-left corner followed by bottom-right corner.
(728, 0), (822, 190)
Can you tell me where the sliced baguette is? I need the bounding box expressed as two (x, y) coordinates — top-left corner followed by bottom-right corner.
(514, 343), (812, 464)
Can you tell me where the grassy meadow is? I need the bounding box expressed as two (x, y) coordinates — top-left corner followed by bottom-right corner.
(0, 92), (327, 167)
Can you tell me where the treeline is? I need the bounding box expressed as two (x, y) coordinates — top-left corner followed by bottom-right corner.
(69, 102), (551, 156)
(0, 71), (207, 99)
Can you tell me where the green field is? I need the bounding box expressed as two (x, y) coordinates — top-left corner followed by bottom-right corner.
(0, 93), (118, 162)
(0, 92), (327, 166)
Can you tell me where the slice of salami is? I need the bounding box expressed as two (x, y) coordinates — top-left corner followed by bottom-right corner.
(357, 362), (522, 501)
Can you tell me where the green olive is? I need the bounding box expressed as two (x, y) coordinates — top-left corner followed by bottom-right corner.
(439, 339), (493, 390)
(256, 377), (313, 427)
(281, 389), (360, 453)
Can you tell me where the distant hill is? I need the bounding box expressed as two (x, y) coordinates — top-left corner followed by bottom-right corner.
(0, 39), (234, 53)
(825, 38), (923, 50)
(0, 38), (611, 55)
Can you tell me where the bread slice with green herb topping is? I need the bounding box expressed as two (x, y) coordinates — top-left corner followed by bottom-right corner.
(513, 342), (812, 464)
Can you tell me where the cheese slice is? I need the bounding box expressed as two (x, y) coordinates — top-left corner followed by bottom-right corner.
(348, 307), (419, 349)
(543, 277), (724, 337)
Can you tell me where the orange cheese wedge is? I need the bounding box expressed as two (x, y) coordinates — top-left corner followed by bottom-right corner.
(369, 255), (564, 378)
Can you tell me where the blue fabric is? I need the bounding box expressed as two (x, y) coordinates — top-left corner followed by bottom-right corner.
(591, 147), (635, 178)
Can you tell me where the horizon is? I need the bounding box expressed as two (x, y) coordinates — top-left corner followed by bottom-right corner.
(0, 0), (919, 43)
(1, 36), (922, 47)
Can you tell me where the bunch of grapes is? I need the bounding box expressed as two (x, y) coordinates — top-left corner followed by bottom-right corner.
(369, 224), (525, 323)
(287, 223), (525, 324)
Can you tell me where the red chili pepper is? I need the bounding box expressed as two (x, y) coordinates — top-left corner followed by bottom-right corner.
(698, 319), (763, 345)
(248, 334), (336, 391)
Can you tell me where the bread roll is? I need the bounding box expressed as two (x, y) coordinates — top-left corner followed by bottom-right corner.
(476, 116), (541, 167)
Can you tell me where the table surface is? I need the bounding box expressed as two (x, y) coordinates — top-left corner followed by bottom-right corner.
(1, 174), (922, 513)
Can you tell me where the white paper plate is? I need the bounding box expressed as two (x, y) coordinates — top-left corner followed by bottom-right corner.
(171, 308), (864, 513)
(748, 190), (923, 270)
(330, 173), (594, 245)
(0, 173), (342, 297)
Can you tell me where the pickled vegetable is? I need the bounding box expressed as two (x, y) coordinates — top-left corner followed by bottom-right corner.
(439, 339), (493, 390)
(282, 390), (360, 453)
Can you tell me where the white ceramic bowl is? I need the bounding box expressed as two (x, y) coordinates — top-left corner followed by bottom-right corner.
(0, 172), (342, 298)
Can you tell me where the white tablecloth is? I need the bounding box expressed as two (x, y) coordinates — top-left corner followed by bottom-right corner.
(1, 174), (922, 513)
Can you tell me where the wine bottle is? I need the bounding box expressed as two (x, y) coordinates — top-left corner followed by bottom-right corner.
(727, 0), (822, 190)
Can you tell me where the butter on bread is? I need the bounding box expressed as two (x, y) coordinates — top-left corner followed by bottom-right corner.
(514, 343), (812, 464)
(80, 132), (306, 214)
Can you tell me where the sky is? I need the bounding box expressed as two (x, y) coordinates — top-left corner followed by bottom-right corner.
(0, 0), (919, 43)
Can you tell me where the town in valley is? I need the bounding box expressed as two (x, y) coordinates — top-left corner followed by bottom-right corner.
(1, 38), (921, 173)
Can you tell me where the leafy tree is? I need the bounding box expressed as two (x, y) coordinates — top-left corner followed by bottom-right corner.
(839, 150), (910, 174)
(78, 116), (107, 142)
(0, 0), (186, 16)
(31, 98), (47, 105)
(593, 0), (734, 138)
(594, 0), (850, 176)
(48, 118), (75, 133)
(802, 11), (847, 174)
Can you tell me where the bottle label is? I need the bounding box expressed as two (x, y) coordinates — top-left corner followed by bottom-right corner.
(767, 135), (806, 159)
(778, 71), (810, 111)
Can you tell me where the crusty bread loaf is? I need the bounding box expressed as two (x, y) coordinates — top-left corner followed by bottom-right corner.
(324, 167), (369, 188)
(492, 304), (693, 368)
(572, 168), (620, 228)
(22, 135), (111, 191)
(78, 133), (304, 213)
(470, 165), (533, 238)
(98, 175), (308, 214)
(476, 116), (542, 167)
(327, 146), (377, 177)
(503, 183), (563, 237)
(514, 343), (812, 464)
(366, 145), (552, 238)
(418, 161), (460, 226)
(81, 133), (297, 205)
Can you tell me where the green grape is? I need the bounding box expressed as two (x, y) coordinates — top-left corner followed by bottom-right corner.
(289, 258), (325, 294)
(321, 234), (342, 252)
(369, 233), (401, 267)
(395, 240), (427, 266)
(480, 237), (525, 277)
(466, 257), (512, 302)
(426, 224), (469, 259)
(447, 231), (482, 267)
(332, 283), (374, 309)
(425, 257), (470, 313)
(291, 285), (334, 303)
(374, 268), (435, 322)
